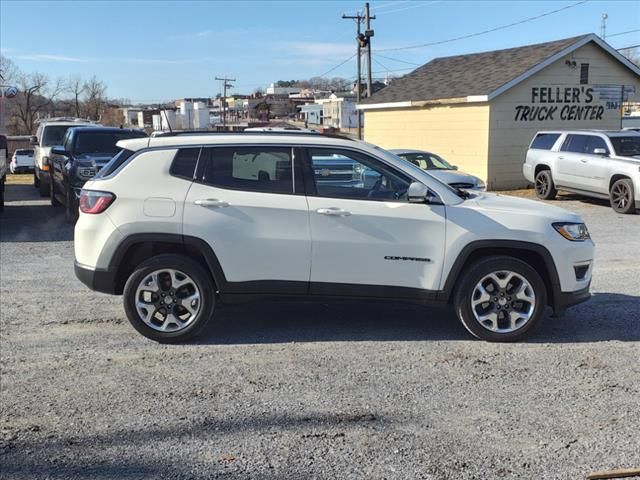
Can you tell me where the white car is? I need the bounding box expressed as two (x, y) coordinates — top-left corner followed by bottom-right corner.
(389, 149), (486, 191)
(31, 118), (98, 197)
(523, 130), (640, 214)
(74, 131), (594, 343)
(10, 148), (35, 174)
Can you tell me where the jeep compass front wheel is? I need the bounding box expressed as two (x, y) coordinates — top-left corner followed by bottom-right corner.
(454, 256), (547, 341)
(123, 254), (215, 342)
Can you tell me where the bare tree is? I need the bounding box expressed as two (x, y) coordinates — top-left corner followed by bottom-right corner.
(83, 76), (107, 120)
(67, 75), (86, 117)
(14, 72), (65, 134)
(0, 54), (19, 83)
(621, 47), (640, 68)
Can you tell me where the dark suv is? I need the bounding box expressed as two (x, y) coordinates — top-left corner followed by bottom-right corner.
(50, 127), (147, 221)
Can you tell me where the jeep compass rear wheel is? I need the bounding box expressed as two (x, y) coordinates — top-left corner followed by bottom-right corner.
(123, 254), (215, 343)
(534, 169), (557, 200)
(454, 256), (547, 342)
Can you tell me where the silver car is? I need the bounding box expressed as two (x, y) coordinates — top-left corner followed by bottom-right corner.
(523, 130), (640, 214)
(389, 149), (486, 191)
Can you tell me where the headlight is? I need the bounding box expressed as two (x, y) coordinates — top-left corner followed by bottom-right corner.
(552, 222), (590, 241)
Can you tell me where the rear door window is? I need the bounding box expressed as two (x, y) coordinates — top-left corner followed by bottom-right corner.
(531, 133), (561, 150)
(200, 146), (296, 194)
(561, 135), (589, 153)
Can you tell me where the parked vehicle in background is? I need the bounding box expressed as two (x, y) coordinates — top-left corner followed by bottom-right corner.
(10, 149), (35, 174)
(390, 149), (486, 191)
(523, 130), (640, 214)
(50, 127), (147, 222)
(31, 118), (98, 197)
(0, 135), (7, 211)
(74, 131), (593, 344)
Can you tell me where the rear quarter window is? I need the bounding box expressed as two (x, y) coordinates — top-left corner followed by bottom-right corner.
(170, 148), (200, 180)
(530, 133), (561, 150)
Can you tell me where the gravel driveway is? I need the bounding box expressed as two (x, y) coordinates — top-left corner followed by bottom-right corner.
(1, 181), (639, 479)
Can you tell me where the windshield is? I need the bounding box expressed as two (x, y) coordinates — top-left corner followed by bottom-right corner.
(609, 136), (640, 157)
(398, 152), (454, 170)
(74, 131), (147, 155)
(42, 125), (75, 146)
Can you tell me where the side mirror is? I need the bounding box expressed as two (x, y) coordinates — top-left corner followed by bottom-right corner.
(408, 181), (429, 203)
(451, 165), (459, 170)
(592, 148), (608, 156)
(51, 146), (68, 156)
(30, 135), (39, 146)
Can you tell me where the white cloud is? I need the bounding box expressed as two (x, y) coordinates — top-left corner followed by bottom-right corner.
(168, 30), (212, 40)
(13, 54), (87, 62)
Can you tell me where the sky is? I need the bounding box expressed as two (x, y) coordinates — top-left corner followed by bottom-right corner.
(1, 0), (638, 103)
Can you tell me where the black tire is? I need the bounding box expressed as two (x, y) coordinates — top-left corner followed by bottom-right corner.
(65, 190), (78, 223)
(50, 175), (61, 207)
(609, 178), (636, 214)
(534, 169), (557, 200)
(39, 171), (49, 197)
(123, 254), (216, 343)
(33, 170), (39, 188)
(453, 255), (547, 342)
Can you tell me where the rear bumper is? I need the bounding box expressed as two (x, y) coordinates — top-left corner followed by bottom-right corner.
(74, 261), (118, 294)
(11, 165), (34, 174)
(553, 283), (591, 313)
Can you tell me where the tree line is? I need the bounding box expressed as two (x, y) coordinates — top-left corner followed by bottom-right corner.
(1, 55), (124, 135)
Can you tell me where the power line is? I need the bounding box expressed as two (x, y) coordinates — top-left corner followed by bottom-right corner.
(607, 29), (640, 38)
(375, 0), (588, 52)
(374, 53), (421, 66)
(617, 44), (640, 50)
(316, 53), (357, 78)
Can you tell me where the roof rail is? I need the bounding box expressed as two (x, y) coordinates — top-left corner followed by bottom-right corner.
(35, 117), (98, 125)
(152, 130), (355, 141)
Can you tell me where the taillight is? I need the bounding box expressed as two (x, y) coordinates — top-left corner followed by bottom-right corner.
(79, 190), (115, 214)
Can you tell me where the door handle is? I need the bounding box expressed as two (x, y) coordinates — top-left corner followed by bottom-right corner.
(195, 198), (229, 208)
(316, 207), (351, 216)
(557, 156), (564, 160)
(580, 159), (588, 163)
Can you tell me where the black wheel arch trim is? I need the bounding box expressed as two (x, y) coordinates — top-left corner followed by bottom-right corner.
(441, 240), (563, 308)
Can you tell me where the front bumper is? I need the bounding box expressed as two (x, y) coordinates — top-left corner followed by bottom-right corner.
(553, 283), (591, 313)
(74, 261), (118, 294)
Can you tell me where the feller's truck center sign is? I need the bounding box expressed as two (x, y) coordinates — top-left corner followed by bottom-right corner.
(513, 85), (626, 122)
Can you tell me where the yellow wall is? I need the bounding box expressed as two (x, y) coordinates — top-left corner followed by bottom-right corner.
(363, 103), (491, 181)
(488, 42), (640, 189)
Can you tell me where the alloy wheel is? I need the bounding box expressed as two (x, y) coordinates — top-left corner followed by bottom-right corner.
(535, 174), (548, 196)
(470, 270), (536, 333)
(134, 268), (201, 332)
(611, 182), (630, 210)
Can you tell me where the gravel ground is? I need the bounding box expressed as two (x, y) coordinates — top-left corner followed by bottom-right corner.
(1, 179), (639, 480)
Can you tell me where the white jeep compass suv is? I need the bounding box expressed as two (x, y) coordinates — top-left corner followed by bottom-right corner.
(74, 132), (594, 343)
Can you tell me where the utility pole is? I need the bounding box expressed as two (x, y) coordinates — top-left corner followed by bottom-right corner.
(343, 11), (365, 139)
(215, 76), (235, 128)
(343, 5), (375, 139)
(600, 13), (608, 39)
(364, 3), (375, 98)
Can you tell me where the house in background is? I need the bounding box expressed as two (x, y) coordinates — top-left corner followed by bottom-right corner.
(359, 33), (640, 189)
